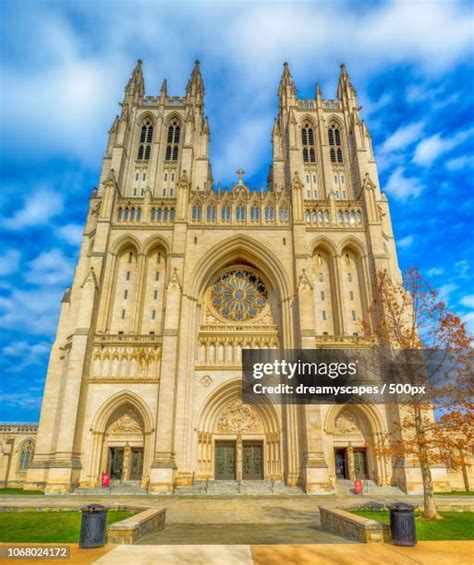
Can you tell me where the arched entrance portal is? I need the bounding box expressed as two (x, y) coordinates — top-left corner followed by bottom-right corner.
(85, 392), (154, 488)
(196, 381), (282, 481)
(325, 405), (390, 486)
(103, 405), (144, 481)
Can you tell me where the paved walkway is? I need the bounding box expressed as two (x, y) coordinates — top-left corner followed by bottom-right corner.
(0, 494), (471, 525)
(94, 541), (473, 564)
(138, 523), (351, 545)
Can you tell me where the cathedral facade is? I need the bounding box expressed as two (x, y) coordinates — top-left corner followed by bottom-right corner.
(12, 60), (462, 494)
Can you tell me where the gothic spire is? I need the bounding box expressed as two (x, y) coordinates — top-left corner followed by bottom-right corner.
(160, 79), (168, 97)
(337, 63), (357, 106)
(186, 59), (205, 101)
(278, 62), (297, 99)
(123, 59), (144, 104)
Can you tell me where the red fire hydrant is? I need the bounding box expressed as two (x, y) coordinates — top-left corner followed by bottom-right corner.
(354, 479), (363, 495)
(101, 472), (110, 488)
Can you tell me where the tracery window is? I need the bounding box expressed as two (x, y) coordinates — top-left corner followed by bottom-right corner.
(221, 205), (231, 223)
(192, 205), (202, 221)
(264, 206), (274, 223)
(329, 123), (343, 164)
(18, 440), (35, 470)
(210, 268), (268, 321)
(165, 119), (181, 161)
(207, 205), (216, 222)
(302, 121), (316, 163)
(137, 119), (153, 160)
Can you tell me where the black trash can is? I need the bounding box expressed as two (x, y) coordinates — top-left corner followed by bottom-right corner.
(388, 502), (416, 546)
(79, 504), (108, 548)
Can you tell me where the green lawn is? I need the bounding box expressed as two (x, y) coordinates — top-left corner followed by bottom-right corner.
(0, 511), (135, 543)
(351, 510), (474, 541)
(0, 488), (44, 495)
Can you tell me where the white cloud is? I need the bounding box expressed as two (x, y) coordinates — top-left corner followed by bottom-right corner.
(463, 311), (474, 333)
(381, 122), (424, 153)
(384, 167), (423, 201)
(24, 249), (75, 286)
(1, 0), (473, 173)
(455, 260), (470, 279)
(426, 267), (444, 277)
(3, 340), (50, 358)
(445, 155), (474, 171)
(0, 250), (21, 276)
(3, 190), (63, 230)
(58, 224), (83, 245)
(460, 295), (474, 308)
(0, 287), (63, 335)
(438, 283), (457, 303)
(397, 235), (414, 249)
(0, 392), (43, 411)
(2, 340), (51, 373)
(413, 128), (474, 166)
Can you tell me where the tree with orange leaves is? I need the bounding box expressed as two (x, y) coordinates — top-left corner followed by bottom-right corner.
(364, 268), (473, 519)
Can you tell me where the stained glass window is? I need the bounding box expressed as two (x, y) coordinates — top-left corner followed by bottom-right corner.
(210, 268), (268, 321)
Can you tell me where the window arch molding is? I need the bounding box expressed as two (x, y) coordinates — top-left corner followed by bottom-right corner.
(301, 117), (317, 164)
(17, 438), (35, 471)
(327, 117), (345, 165)
(137, 114), (155, 161)
(164, 114), (182, 163)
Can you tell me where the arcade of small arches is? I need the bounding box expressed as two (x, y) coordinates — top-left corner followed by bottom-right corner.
(82, 385), (389, 488)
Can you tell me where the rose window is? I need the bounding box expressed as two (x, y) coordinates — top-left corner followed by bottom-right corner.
(210, 268), (268, 321)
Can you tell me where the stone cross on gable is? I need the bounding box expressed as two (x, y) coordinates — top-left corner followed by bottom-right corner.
(236, 168), (245, 185)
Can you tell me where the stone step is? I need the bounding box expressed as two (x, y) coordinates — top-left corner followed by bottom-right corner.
(335, 479), (404, 496)
(174, 480), (305, 496)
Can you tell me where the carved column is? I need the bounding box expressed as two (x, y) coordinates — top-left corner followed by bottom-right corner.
(347, 443), (355, 480)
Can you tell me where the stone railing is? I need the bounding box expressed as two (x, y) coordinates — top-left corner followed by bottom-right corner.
(305, 201), (363, 228)
(94, 334), (163, 346)
(107, 507), (166, 544)
(323, 100), (340, 110)
(298, 99), (316, 110)
(0, 424), (38, 433)
(320, 507), (390, 543)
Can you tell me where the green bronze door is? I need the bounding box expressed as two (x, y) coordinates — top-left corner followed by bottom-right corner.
(215, 441), (236, 480)
(242, 441), (264, 480)
(109, 447), (124, 480)
(130, 448), (144, 481)
(354, 448), (368, 479)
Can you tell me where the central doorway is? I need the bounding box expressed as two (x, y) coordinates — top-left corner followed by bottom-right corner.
(242, 441), (263, 480)
(215, 441), (236, 480)
(214, 440), (264, 480)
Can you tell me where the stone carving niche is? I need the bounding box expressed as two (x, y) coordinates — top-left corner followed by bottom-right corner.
(216, 399), (262, 433)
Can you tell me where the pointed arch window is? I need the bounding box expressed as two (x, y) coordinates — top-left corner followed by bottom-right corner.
(19, 440), (35, 470)
(329, 123), (343, 164)
(137, 119), (153, 161)
(221, 205), (231, 222)
(206, 205), (216, 222)
(302, 121), (316, 163)
(192, 205), (202, 221)
(166, 119), (181, 162)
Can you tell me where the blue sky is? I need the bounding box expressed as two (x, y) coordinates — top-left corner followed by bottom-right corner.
(0, 0), (473, 421)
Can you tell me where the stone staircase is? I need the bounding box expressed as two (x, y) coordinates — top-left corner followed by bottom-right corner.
(73, 480), (147, 496)
(175, 480), (305, 496)
(335, 479), (404, 496)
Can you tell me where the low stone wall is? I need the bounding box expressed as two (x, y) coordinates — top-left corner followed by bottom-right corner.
(320, 506), (390, 543)
(107, 507), (166, 544)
